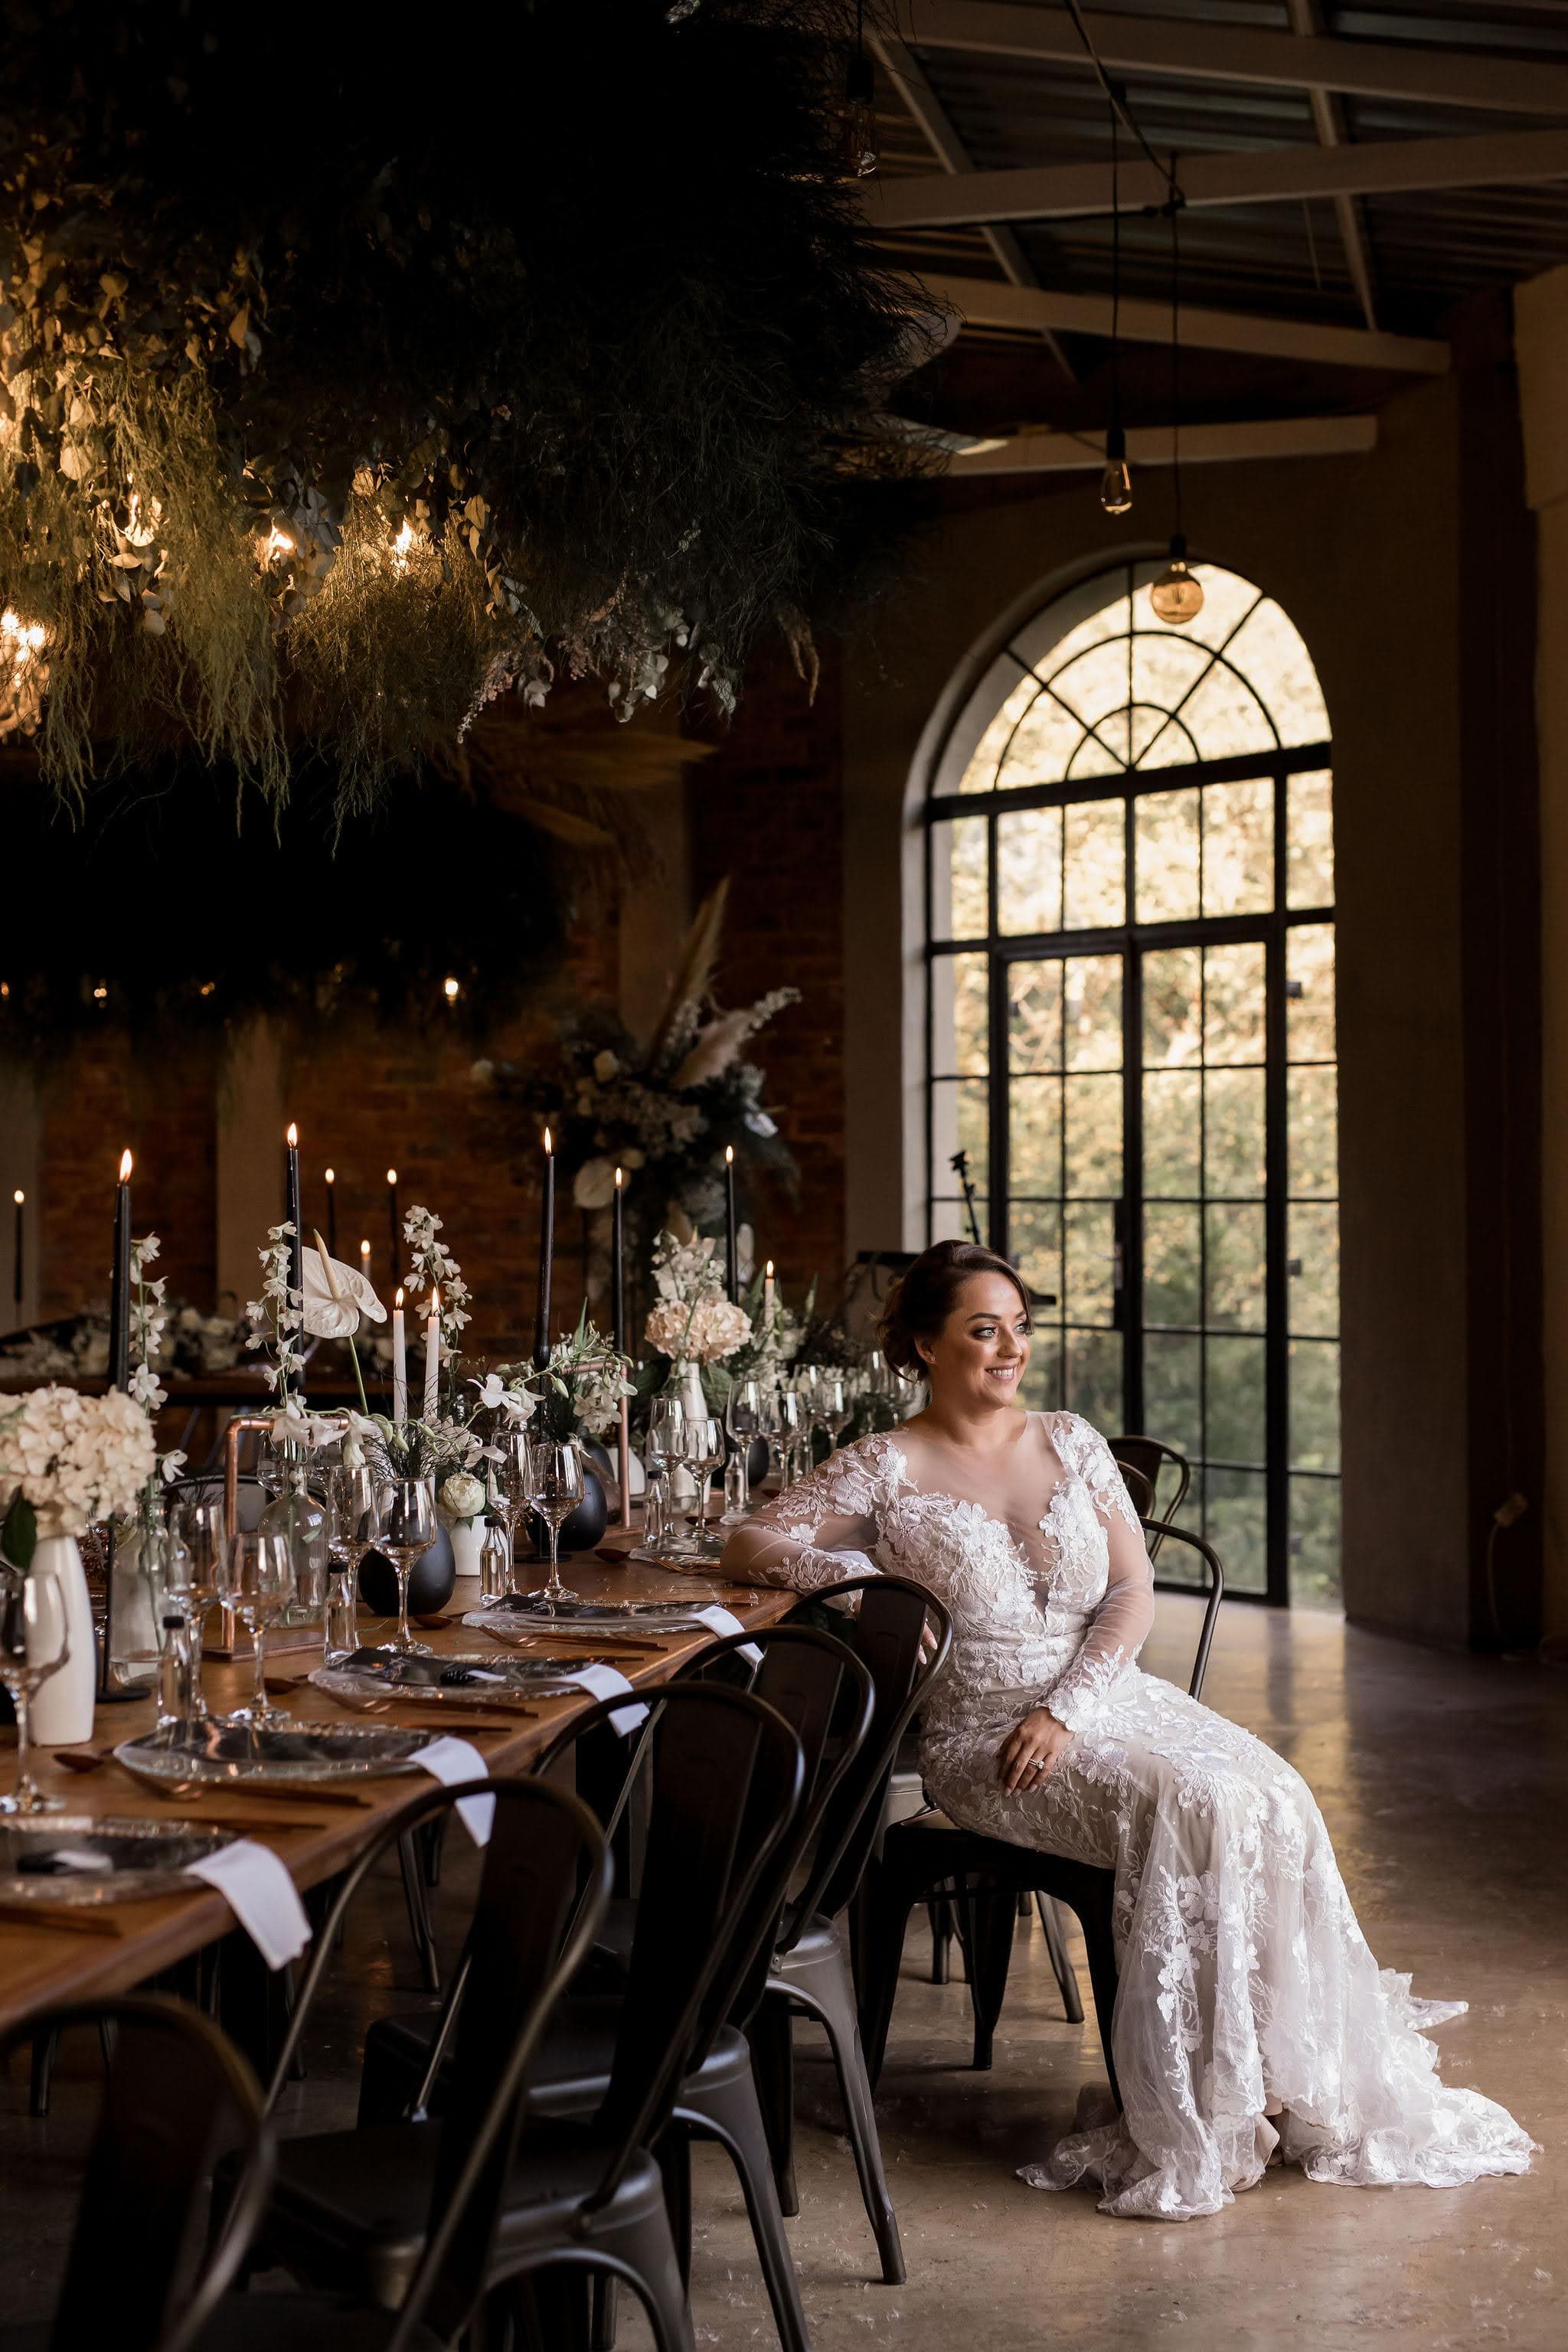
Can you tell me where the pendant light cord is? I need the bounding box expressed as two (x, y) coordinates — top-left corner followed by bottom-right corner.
(1170, 168), (1183, 539)
(1109, 95), (1122, 435)
(1063, 0), (1184, 209)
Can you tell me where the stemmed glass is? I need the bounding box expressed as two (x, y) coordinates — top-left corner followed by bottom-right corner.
(525, 1438), (584, 1608)
(773, 1390), (806, 1490)
(725, 1378), (776, 1514)
(643, 1399), (688, 1557)
(379, 1477), (436, 1656)
(167, 1496), (230, 1724)
(809, 1370), (850, 1458)
(0, 1562), (70, 1815)
(484, 1431), (530, 1599)
(681, 1414), (726, 1557)
(324, 1467), (380, 1664)
(217, 1529), (295, 1728)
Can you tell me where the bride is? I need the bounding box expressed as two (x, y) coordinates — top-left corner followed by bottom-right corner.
(721, 1239), (1534, 2221)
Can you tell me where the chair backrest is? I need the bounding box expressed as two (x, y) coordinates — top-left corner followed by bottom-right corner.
(532, 1680), (803, 2205)
(1111, 1435), (1191, 1558)
(1139, 1517), (1225, 1700)
(0, 1995), (273, 2352)
(779, 1574), (954, 1939)
(675, 1623), (877, 2024)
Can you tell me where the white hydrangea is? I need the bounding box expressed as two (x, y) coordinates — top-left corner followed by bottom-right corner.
(0, 1384), (157, 1537)
(644, 1229), (753, 1365)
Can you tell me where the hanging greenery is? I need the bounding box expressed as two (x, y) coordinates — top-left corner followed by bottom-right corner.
(0, 0), (929, 815)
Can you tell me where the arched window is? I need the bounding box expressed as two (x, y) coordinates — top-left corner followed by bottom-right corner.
(923, 561), (1338, 1605)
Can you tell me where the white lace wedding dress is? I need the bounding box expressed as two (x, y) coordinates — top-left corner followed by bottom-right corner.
(727, 1410), (1535, 2220)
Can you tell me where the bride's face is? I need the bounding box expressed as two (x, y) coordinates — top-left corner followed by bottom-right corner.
(918, 1272), (1031, 1411)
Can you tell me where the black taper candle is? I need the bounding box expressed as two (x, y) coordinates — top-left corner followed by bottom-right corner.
(611, 1165), (626, 1355)
(534, 1128), (555, 1368)
(724, 1144), (738, 1302)
(285, 1123), (303, 1298)
(387, 1168), (400, 1279)
(324, 1166), (338, 1260)
(11, 1189), (21, 1311)
(109, 1151), (132, 1390)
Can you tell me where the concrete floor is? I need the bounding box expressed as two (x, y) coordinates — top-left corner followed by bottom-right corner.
(2, 1599), (1563, 2348)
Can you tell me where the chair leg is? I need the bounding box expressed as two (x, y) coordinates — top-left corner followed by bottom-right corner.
(854, 1861), (914, 2092)
(28, 2027), (58, 2118)
(1059, 1873), (1121, 2108)
(590, 2274), (619, 2352)
(792, 1942), (906, 2286)
(1035, 1893), (1085, 2025)
(965, 1886), (1017, 2072)
(616, 2224), (700, 2352)
(397, 1828), (442, 1994)
(746, 1991), (799, 2216)
(658, 2129), (694, 2288)
(679, 2066), (812, 2352)
(927, 1892), (956, 1983)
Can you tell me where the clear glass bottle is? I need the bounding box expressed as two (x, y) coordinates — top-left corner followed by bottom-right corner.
(259, 1445), (329, 1627)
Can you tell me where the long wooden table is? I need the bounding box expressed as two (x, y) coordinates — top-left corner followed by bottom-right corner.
(0, 1555), (792, 2037)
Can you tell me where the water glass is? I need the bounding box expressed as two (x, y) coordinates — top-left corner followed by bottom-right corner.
(0, 1560), (70, 1815)
(643, 1399), (688, 1557)
(725, 1377), (776, 1514)
(378, 1477), (436, 1655)
(681, 1414), (726, 1554)
(216, 1529), (294, 1726)
(525, 1437), (584, 1607)
(485, 1431), (531, 1596)
(773, 1390), (805, 1488)
(169, 1495), (229, 1724)
(324, 1466), (379, 1664)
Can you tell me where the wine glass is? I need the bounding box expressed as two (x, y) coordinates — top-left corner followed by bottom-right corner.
(168, 1495), (230, 1724)
(324, 1466), (379, 1663)
(811, 1370), (850, 1457)
(773, 1389), (805, 1489)
(725, 1377), (776, 1514)
(216, 1529), (295, 1727)
(643, 1399), (688, 1557)
(378, 1477), (436, 1655)
(0, 1561), (70, 1815)
(485, 1430), (530, 1599)
(680, 1414), (726, 1556)
(525, 1438), (584, 1608)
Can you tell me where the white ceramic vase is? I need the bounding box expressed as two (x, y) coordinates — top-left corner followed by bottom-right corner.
(28, 1533), (98, 1746)
(449, 1517), (488, 1580)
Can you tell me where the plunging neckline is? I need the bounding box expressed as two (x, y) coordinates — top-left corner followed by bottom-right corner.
(880, 1412), (1083, 1571)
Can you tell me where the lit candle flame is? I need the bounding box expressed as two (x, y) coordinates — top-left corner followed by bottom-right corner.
(286, 1122), (298, 1148)
(766, 1259), (774, 1277)
(360, 1240), (371, 1266)
(614, 1165), (624, 1188)
(12, 1188), (23, 1206)
(544, 1127), (553, 1155)
(430, 1285), (440, 1317)
(325, 1166), (335, 1184)
(118, 1148), (132, 1182)
(724, 1144), (734, 1165)
(443, 975), (459, 1001)
(387, 1168), (397, 1186)
(395, 1285), (404, 1308)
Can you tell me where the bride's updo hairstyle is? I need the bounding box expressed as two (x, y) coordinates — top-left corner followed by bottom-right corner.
(878, 1240), (1033, 1377)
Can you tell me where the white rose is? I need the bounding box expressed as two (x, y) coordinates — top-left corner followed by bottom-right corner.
(439, 1471), (487, 1522)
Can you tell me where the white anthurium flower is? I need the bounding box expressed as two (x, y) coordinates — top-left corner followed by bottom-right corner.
(301, 1240), (388, 1338)
(573, 1156), (618, 1212)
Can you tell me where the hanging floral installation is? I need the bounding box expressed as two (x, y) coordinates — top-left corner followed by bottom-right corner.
(0, 0), (931, 817)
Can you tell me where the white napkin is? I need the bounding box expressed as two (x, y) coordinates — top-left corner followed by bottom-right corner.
(186, 1839), (313, 1971)
(411, 1736), (495, 1846)
(547, 1661), (648, 1737)
(692, 1604), (763, 1667)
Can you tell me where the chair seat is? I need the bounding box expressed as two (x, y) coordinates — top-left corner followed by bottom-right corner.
(264, 2115), (668, 2309)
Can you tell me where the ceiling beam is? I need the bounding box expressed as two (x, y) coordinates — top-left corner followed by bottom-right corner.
(923, 270), (1449, 374)
(947, 413), (1378, 476)
(865, 126), (1568, 230)
(869, 30), (1074, 375)
(1285, 0), (1380, 332)
(902, 1), (1568, 117)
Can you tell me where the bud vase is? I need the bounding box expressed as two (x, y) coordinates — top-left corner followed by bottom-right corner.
(28, 1534), (98, 1746)
(449, 1517), (487, 1579)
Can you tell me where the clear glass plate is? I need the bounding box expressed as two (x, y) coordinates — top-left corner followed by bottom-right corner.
(0, 1815), (235, 1906)
(470, 1595), (706, 1626)
(312, 1650), (612, 1707)
(116, 1720), (435, 1786)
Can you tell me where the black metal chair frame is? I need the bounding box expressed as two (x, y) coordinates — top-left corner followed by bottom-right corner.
(855, 1521), (1223, 2109)
(1107, 1437), (1193, 1566)
(740, 1575), (954, 2289)
(253, 1690), (802, 2352)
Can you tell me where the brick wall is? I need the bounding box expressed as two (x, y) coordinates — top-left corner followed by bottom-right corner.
(688, 642), (847, 1307)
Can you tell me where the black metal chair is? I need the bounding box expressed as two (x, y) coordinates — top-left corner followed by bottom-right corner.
(0, 1994), (275, 2352)
(744, 1575), (954, 2288)
(253, 1690), (802, 2352)
(1108, 1437), (1192, 1564)
(855, 1521), (1224, 2106)
(360, 1628), (871, 2352)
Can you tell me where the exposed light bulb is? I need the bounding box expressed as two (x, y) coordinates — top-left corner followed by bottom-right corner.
(840, 47), (877, 178)
(1149, 533), (1205, 626)
(442, 975), (460, 1002)
(1099, 421), (1132, 516)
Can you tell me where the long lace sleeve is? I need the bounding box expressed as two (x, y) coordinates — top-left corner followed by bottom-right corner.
(1046, 1418), (1155, 1736)
(720, 1435), (894, 1596)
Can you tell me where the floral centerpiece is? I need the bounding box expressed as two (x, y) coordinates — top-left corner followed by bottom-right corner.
(520, 1311), (635, 1444)
(0, 1386), (155, 1563)
(642, 1230), (753, 1418)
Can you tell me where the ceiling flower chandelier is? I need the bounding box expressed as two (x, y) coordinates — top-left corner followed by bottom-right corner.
(0, 0), (927, 821)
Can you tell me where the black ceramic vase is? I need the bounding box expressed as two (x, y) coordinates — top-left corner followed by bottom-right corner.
(527, 1465), (609, 1557)
(358, 1523), (457, 1621)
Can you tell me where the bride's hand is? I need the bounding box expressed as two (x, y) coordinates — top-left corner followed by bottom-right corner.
(997, 1708), (1073, 1794)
